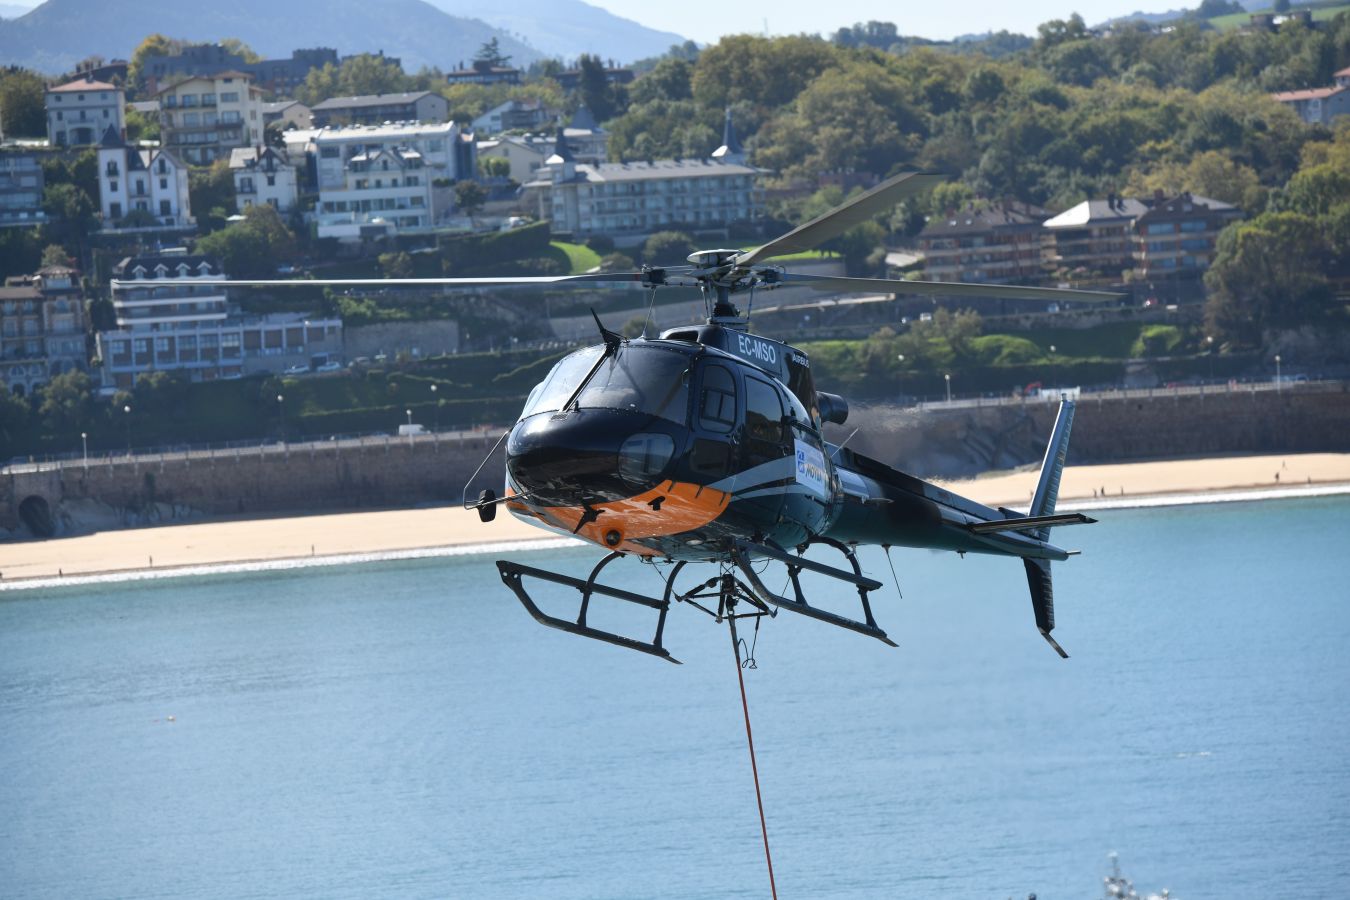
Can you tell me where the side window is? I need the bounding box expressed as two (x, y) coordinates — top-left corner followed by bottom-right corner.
(697, 364), (737, 433)
(744, 376), (785, 459)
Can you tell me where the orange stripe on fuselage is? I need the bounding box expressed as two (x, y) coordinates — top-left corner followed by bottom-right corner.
(522, 480), (730, 557)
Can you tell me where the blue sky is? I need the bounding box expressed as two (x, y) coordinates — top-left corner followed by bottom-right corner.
(585, 0), (1186, 43)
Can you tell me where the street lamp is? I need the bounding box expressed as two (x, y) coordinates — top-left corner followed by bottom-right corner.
(123, 404), (131, 456)
(430, 383), (439, 433)
(81, 431), (88, 468)
(1275, 354), (1282, 393)
(1206, 335), (1215, 383)
(276, 393), (285, 443)
(944, 372), (951, 404)
(406, 408), (413, 446)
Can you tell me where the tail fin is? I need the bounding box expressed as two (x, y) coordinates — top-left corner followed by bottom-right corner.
(1026, 399), (1077, 659)
(1024, 558), (1068, 658)
(1028, 399), (1076, 540)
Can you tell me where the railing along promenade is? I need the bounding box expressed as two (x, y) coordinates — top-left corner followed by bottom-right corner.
(4, 379), (1343, 477)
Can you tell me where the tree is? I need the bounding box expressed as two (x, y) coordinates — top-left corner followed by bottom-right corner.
(42, 183), (98, 258)
(125, 105), (160, 142)
(0, 68), (45, 137)
(189, 161), (237, 231)
(454, 180), (487, 217)
(478, 156), (511, 178)
(0, 387), (31, 450)
(379, 251), (414, 278)
(194, 204), (297, 278)
(641, 231), (696, 265)
(475, 38), (511, 68)
(599, 252), (636, 272)
(1204, 212), (1333, 346)
(0, 228), (40, 280)
(629, 58), (693, 105)
(576, 54), (621, 123)
(41, 244), (71, 268)
(38, 371), (96, 436)
(127, 34), (184, 94)
(219, 38), (262, 64)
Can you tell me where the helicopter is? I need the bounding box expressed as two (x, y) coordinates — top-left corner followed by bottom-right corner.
(117, 170), (1112, 663)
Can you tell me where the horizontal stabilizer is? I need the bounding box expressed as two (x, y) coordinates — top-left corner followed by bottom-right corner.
(968, 512), (1097, 535)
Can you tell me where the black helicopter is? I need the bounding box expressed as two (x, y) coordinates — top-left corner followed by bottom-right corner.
(120, 171), (1110, 662)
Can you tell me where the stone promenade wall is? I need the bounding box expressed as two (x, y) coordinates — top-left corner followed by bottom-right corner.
(4, 383), (1348, 533)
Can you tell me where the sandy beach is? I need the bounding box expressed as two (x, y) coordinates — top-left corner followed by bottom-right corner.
(2, 452), (1347, 584)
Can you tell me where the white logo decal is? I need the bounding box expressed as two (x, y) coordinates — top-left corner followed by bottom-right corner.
(736, 333), (778, 365)
(794, 439), (827, 498)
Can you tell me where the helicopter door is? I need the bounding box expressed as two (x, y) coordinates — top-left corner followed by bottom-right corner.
(736, 373), (789, 523)
(689, 362), (738, 478)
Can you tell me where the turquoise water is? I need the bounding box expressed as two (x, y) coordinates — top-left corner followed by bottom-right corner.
(2, 498), (1348, 899)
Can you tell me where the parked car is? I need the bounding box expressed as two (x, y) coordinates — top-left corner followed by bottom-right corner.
(283, 364), (309, 376)
(315, 361), (343, 373)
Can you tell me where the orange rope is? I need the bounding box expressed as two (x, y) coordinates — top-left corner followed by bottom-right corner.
(729, 614), (778, 900)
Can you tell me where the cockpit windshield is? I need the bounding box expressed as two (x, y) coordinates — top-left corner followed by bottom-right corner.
(520, 344), (691, 423)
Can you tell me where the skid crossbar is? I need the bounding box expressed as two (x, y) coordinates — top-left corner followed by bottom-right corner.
(496, 557), (680, 664)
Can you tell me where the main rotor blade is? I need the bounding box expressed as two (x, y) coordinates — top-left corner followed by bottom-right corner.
(736, 171), (944, 267)
(108, 273), (652, 290)
(775, 273), (1121, 303)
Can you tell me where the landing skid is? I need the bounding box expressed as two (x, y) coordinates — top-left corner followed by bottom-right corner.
(495, 538), (896, 661)
(497, 552), (679, 663)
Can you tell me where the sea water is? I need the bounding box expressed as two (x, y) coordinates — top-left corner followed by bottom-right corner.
(1, 497), (1347, 899)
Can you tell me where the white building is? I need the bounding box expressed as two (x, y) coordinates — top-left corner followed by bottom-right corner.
(524, 122), (759, 238)
(156, 72), (265, 165)
(295, 122), (476, 239)
(96, 126), (194, 229)
(230, 146), (300, 213)
(46, 75), (125, 147)
(477, 108), (608, 183)
(471, 99), (555, 136)
(101, 252), (342, 388)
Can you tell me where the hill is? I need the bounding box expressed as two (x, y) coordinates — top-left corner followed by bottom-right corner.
(0, 0), (541, 75)
(428, 0), (688, 65)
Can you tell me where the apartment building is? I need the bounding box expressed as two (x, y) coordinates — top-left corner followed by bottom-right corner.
(1, 266), (87, 397)
(471, 99), (555, 135)
(230, 146), (300, 213)
(45, 75), (125, 147)
(1131, 192), (1243, 278)
(96, 126), (193, 229)
(141, 45), (347, 97)
(310, 91), (449, 127)
(302, 122), (475, 238)
(477, 109), (608, 183)
(445, 60), (522, 86)
(918, 203), (1049, 284)
(156, 72), (265, 165)
(100, 252), (342, 388)
(525, 130), (759, 238)
(0, 154), (47, 228)
(1042, 195), (1152, 277)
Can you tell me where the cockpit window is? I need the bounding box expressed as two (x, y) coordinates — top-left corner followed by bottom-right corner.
(576, 345), (690, 423)
(520, 345), (604, 418)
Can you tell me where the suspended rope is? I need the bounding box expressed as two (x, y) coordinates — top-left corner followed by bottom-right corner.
(728, 613), (778, 899)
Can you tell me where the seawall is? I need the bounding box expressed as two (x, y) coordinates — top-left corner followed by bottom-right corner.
(4, 382), (1347, 536)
